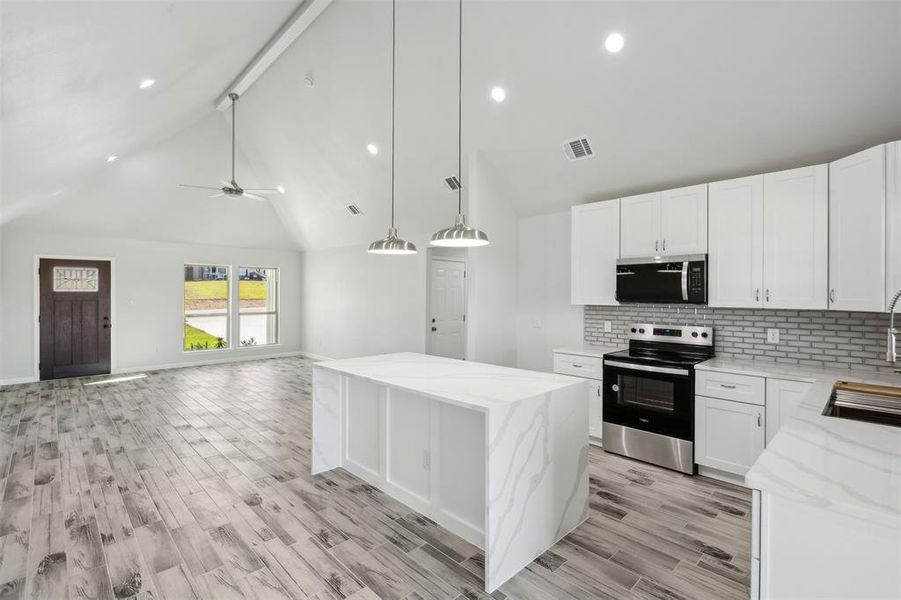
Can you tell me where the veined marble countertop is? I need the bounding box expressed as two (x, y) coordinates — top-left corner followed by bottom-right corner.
(699, 357), (901, 525)
(313, 352), (584, 412)
(553, 344), (624, 359)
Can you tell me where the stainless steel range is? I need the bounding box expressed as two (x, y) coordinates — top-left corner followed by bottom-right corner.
(602, 323), (714, 474)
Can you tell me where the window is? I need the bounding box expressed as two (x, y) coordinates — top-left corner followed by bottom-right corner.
(239, 267), (278, 346)
(184, 264), (229, 351)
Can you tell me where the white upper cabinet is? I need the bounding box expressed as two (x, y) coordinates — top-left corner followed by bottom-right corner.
(619, 192), (660, 258)
(709, 175), (764, 308)
(620, 186), (707, 258)
(660, 184), (708, 255)
(762, 165), (829, 309)
(829, 145), (886, 312)
(571, 199), (620, 305)
(888, 141), (901, 306)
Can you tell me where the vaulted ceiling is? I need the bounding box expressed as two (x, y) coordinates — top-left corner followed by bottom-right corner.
(3, 1), (900, 251)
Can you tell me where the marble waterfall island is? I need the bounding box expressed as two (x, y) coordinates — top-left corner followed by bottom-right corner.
(311, 352), (590, 592)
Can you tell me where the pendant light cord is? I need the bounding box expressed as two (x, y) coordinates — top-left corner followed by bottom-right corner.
(457, 0), (463, 215)
(391, 0), (397, 228)
(230, 93), (237, 184)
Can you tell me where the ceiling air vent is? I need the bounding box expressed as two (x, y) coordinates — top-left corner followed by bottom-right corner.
(443, 176), (462, 191)
(345, 203), (362, 215)
(563, 137), (595, 161)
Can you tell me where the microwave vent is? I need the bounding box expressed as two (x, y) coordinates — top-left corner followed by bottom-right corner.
(563, 137), (595, 161)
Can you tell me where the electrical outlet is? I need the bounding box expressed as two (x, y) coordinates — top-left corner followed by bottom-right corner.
(766, 328), (780, 344)
(604, 321), (612, 333)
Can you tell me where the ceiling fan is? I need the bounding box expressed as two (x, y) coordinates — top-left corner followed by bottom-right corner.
(179, 92), (278, 202)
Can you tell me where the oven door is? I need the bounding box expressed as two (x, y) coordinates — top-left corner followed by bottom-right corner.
(602, 360), (694, 440)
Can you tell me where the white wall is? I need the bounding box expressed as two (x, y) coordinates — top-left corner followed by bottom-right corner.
(515, 211), (583, 372)
(0, 228), (302, 383)
(299, 237), (429, 360)
(466, 153), (518, 367)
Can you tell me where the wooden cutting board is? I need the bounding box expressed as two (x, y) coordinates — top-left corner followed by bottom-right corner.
(834, 381), (901, 399)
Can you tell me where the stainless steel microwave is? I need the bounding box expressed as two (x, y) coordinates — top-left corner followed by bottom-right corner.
(615, 254), (707, 304)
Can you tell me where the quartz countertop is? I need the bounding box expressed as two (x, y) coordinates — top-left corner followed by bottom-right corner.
(553, 344), (624, 359)
(313, 352), (585, 412)
(698, 357), (901, 525)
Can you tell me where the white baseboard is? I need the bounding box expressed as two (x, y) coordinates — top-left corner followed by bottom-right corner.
(0, 350), (310, 388)
(300, 351), (334, 361)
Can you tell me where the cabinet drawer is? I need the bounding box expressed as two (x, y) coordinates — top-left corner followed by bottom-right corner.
(696, 370), (765, 405)
(553, 354), (603, 379)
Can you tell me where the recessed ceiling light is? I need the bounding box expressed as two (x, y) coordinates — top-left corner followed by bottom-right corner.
(139, 79), (155, 89)
(276, 185), (286, 194)
(490, 86), (506, 103)
(106, 155), (118, 163)
(605, 32), (625, 53)
(367, 144), (379, 155)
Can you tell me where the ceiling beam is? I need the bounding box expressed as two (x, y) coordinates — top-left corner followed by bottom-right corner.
(215, 0), (332, 110)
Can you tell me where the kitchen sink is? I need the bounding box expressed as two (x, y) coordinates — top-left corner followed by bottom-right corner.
(823, 381), (901, 428)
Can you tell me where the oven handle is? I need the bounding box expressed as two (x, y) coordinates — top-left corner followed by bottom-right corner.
(604, 360), (690, 377)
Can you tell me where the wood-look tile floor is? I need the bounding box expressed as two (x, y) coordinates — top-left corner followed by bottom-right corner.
(0, 357), (752, 600)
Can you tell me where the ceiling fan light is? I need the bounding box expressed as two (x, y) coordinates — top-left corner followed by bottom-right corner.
(368, 227), (418, 255)
(430, 213), (490, 247)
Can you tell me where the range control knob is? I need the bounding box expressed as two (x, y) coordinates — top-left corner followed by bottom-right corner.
(701, 332), (709, 338)
(639, 328), (645, 334)
(630, 328), (637, 333)
(691, 332), (699, 338)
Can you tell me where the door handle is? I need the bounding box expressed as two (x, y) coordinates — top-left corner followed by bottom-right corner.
(755, 288), (760, 302)
(757, 413), (762, 427)
(830, 289), (836, 303)
(765, 289), (770, 302)
(655, 240), (659, 253)
(720, 384), (737, 389)
(662, 239), (666, 252)
(572, 364), (583, 368)
(431, 327), (437, 332)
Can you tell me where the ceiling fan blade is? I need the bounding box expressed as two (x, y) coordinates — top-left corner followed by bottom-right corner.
(241, 192), (267, 202)
(180, 184), (222, 190)
(208, 193), (225, 198)
(242, 188), (277, 193)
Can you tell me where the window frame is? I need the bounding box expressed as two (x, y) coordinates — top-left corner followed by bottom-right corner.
(237, 266), (280, 348)
(183, 263), (232, 353)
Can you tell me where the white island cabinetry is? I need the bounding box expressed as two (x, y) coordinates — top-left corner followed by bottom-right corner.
(312, 352), (590, 593)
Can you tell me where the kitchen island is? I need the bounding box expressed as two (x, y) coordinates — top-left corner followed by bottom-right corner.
(311, 352), (589, 592)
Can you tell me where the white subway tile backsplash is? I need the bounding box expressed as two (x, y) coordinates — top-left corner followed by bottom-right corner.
(584, 305), (896, 373)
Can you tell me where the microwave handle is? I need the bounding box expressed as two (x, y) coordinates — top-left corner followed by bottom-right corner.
(681, 262), (689, 301)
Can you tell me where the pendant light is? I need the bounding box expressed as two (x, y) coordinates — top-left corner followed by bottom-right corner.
(368, 0), (417, 255)
(430, 0), (489, 248)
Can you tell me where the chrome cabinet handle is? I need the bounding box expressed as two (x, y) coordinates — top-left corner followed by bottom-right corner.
(765, 289), (770, 302)
(572, 364), (583, 368)
(757, 413), (762, 427)
(755, 289), (760, 302)
(720, 384), (737, 389)
(830, 289), (836, 303)
(655, 240), (659, 252)
(662, 239), (666, 252)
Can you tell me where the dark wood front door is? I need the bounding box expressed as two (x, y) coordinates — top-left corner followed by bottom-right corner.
(39, 258), (111, 380)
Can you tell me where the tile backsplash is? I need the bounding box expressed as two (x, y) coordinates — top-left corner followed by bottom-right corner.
(585, 305), (899, 373)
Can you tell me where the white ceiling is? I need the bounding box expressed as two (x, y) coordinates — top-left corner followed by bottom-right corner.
(3, 1), (901, 251)
(0, 0), (298, 245)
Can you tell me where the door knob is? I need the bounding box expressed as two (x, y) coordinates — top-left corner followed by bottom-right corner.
(431, 327), (437, 332)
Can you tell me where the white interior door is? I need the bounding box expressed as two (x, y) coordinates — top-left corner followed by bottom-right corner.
(429, 258), (466, 360)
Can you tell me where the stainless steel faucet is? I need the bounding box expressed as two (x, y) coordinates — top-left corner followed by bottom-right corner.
(888, 290), (901, 364)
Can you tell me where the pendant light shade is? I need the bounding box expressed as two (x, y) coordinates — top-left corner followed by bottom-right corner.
(430, 0), (489, 248)
(368, 0), (417, 256)
(429, 214), (489, 247)
(368, 226), (418, 254)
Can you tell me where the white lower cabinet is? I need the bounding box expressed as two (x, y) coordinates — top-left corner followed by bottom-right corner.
(764, 378), (812, 445)
(695, 395), (766, 476)
(553, 351), (603, 443)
